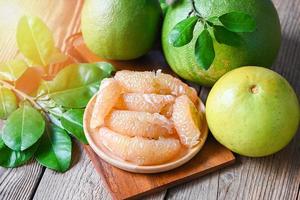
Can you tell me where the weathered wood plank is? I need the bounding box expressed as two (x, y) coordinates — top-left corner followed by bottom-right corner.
(166, 0), (300, 199)
(33, 142), (111, 200)
(33, 142), (167, 200)
(0, 162), (44, 200)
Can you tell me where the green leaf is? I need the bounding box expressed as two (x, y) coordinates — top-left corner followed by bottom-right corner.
(2, 104), (45, 151)
(96, 62), (116, 77)
(213, 25), (242, 46)
(207, 16), (219, 24)
(169, 16), (198, 47)
(159, 0), (168, 15)
(0, 136), (39, 168)
(35, 124), (72, 172)
(49, 113), (64, 129)
(0, 60), (28, 81)
(219, 12), (256, 33)
(37, 62), (115, 108)
(0, 87), (18, 120)
(61, 109), (87, 144)
(195, 29), (215, 70)
(16, 15), (55, 66)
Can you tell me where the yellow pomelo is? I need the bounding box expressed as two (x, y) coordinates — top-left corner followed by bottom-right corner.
(206, 67), (299, 157)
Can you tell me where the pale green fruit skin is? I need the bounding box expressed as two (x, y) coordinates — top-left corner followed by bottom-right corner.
(81, 0), (161, 60)
(206, 67), (299, 157)
(162, 0), (281, 86)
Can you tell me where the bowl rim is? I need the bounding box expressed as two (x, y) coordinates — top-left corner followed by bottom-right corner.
(83, 94), (208, 174)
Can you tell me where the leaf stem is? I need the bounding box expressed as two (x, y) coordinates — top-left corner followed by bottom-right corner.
(0, 80), (52, 122)
(190, 0), (202, 18)
(0, 80), (40, 109)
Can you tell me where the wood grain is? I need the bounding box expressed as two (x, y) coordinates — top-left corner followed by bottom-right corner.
(0, 162), (44, 200)
(33, 141), (111, 200)
(34, 142), (167, 200)
(84, 138), (234, 200)
(166, 0), (300, 199)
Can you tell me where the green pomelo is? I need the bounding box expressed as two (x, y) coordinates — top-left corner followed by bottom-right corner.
(162, 0), (281, 86)
(206, 67), (299, 157)
(81, 0), (161, 60)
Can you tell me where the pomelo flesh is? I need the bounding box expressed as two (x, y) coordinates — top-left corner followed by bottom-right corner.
(99, 127), (181, 166)
(115, 70), (198, 104)
(115, 93), (175, 117)
(90, 78), (122, 129)
(105, 110), (174, 139)
(172, 95), (202, 147)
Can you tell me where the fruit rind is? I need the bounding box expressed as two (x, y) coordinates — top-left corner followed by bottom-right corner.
(206, 66), (299, 157)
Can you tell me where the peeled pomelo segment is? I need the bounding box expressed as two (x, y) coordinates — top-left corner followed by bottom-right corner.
(160, 103), (174, 118)
(99, 127), (181, 166)
(156, 71), (199, 105)
(114, 70), (158, 93)
(90, 78), (123, 129)
(115, 70), (198, 104)
(172, 95), (202, 147)
(105, 110), (174, 139)
(115, 93), (175, 117)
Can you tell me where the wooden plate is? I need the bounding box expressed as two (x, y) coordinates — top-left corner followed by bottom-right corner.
(83, 94), (209, 174)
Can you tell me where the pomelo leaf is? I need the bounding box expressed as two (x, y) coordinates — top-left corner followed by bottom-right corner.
(48, 48), (69, 64)
(0, 87), (18, 120)
(2, 104), (45, 151)
(0, 60), (28, 82)
(0, 135), (39, 168)
(169, 16), (198, 47)
(16, 15), (55, 66)
(213, 25), (242, 46)
(61, 109), (87, 144)
(48, 113), (64, 129)
(35, 124), (72, 172)
(37, 62), (115, 108)
(159, 0), (168, 15)
(195, 29), (215, 70)
(219, 12), (256, 33)
(207, 16), (219, 24)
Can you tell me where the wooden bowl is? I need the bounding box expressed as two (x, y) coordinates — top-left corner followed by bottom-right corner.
(83, 95), (209, 174)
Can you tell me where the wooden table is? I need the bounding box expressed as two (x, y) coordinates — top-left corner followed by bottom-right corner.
(0, 0), (299, 199)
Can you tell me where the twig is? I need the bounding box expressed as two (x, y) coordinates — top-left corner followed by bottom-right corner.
(190, 0), (202, 17)
(0, 79), (52, 121)
(0, 80), (41, 109)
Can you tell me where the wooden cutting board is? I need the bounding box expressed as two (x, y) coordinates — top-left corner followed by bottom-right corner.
(67, 33), (235, 200)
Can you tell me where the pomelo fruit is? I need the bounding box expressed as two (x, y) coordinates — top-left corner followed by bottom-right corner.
(114, 70), (158, 93)
(105, 110), (174, 139)
(115, 70), (198, 104)
(206, 67), (299, 157)
(81, 0), (161, 60)
(90, 70), (206, 165)
(172, 95), (202, 147)
(115, 93), (175, 116)
(90, 78), (122, 129)
(98, 127), (181, 165)
(162, 0), (281, 86)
